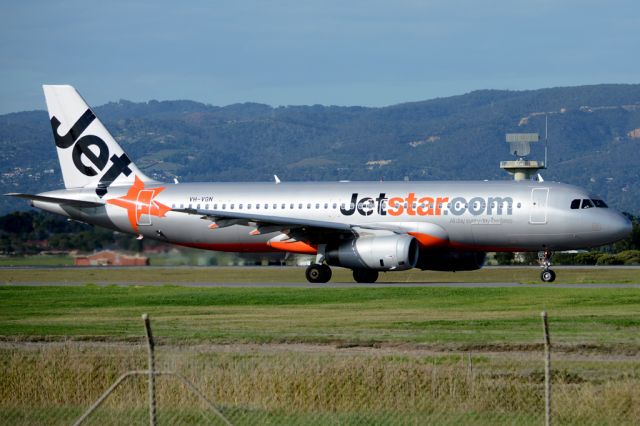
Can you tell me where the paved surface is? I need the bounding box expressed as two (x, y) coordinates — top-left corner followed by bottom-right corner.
(4, 281), (640, 288)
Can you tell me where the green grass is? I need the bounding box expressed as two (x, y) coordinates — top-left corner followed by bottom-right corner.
(0, 255), (73, 267)
(1, 265), (639, 284)
(1, 284), (639, 350)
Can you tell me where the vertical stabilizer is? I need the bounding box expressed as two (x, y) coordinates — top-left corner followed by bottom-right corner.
(43, 85), (153, 197)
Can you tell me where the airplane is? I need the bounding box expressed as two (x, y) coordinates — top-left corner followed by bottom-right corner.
(6, 85), (632, 283)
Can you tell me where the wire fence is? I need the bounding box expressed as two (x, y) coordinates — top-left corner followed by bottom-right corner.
(1, 313), (639, 425)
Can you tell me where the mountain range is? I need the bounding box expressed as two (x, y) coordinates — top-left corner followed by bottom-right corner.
(1, 84), (639, 215)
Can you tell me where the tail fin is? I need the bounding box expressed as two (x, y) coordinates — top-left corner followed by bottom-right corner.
(43, 85), (153, 197)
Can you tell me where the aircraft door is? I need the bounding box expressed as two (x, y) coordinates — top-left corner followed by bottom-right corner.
(529, 188), (549, 224)
(136, 189), (154, 226)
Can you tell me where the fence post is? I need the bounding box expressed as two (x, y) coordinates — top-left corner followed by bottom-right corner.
(541, 311), (551, 426)
(142, 314), (157, 426)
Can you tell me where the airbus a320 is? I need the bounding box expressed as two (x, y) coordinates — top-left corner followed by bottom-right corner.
(7, 86), (632, 283)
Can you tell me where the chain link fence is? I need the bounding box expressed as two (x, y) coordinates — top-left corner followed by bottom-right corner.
(1, 314), (639, 425)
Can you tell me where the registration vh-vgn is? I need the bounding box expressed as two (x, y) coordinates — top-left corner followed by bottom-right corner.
(7, 86), (632, 283)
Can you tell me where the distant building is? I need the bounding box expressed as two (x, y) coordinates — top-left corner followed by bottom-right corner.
(74, 250), (149, 266)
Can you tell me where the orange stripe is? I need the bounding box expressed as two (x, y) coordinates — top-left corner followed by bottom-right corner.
(408, 232), (448, 248)
(268, 240), (318, 255)
(408, 232), (528, 252)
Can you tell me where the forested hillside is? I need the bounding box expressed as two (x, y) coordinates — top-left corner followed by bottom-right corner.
(2, 84), (640, 214)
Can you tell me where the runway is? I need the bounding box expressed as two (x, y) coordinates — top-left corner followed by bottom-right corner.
(4, 281), (640, 288)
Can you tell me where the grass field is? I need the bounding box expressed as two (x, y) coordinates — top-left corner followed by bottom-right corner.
(1, 268), (639, 424)
(1, 265), (640, 284)
(0, 255), (73, 267)
(1, 281), (639, 350)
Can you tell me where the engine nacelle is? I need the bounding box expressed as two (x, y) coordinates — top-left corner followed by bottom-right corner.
(416, 250), (486, 271)
(325, 235), (419, 271)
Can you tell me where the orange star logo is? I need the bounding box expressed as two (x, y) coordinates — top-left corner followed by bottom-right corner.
(106, 176), (171, 232)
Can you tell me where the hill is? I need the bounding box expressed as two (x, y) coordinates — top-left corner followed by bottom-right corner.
(1, 84), (640, 214)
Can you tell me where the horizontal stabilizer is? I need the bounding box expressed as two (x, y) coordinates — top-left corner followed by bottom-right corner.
(5, 193), (104, 208)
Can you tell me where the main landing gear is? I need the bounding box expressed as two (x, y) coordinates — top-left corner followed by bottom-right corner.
(352, 269), (379, 283)
(305, 245), (380, 284)
(304, 264), (381, 284)
(305, 264), (332, 283)
(538, 250), (556, 283)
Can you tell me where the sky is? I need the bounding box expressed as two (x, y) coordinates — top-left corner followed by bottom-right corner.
(1, 0), (639, 114)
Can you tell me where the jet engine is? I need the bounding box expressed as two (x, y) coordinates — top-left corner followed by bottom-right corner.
(325, 234), (419, 271)
(416, 250), (486, 271)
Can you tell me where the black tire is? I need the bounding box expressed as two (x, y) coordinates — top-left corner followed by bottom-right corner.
(540, 269), (556, 283)
(352, 269), (379, 283)
(306, 264), (331, 283)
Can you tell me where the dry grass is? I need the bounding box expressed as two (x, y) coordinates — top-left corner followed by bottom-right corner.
(1, 343), (639, 425)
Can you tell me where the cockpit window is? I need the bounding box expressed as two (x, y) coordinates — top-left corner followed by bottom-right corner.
(571, 198), (608, 210)
(581, 199), (594, 209)
(592, 199), (608, 208)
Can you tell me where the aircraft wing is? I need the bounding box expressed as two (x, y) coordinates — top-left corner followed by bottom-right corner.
(172, 207), (353, 233)
(172, 208), (450, 249)
(5, 193), (104, 208)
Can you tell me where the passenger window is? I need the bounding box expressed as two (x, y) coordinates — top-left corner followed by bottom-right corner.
(248, 204), (251, 209)
(230, 204), (234, 209)
(298, 203), (303, 209)
(239, 204), (243, 209)
(222, 204), (226, 209)
(281, 203), (285, 209)
(264, 204), (268, 209)
(324, 203), (328, 209)
(273, 204), (277, 209)
(205, 204), (209, 210)
(307, 203), (311, 209)
(290, 203), (294, 209)
(592, 199), (608, 208)
(333, 203), (337, 209)
(581, 199), (594, 209)
(570, 199), (580, 209)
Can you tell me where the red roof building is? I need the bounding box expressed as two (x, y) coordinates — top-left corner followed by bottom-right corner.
(74, 250), (149, 266)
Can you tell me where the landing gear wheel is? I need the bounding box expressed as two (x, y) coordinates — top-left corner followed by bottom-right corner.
(538, 250), (556, 283)
(352, 269), (379, 283)
(305, 264), (332, 283)
(540, 269), (556, 283)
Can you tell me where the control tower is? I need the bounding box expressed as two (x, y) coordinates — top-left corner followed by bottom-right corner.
(500, 133), (545, 181)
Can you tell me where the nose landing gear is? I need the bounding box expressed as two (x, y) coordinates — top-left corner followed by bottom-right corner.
(538, 250), (556, 283)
